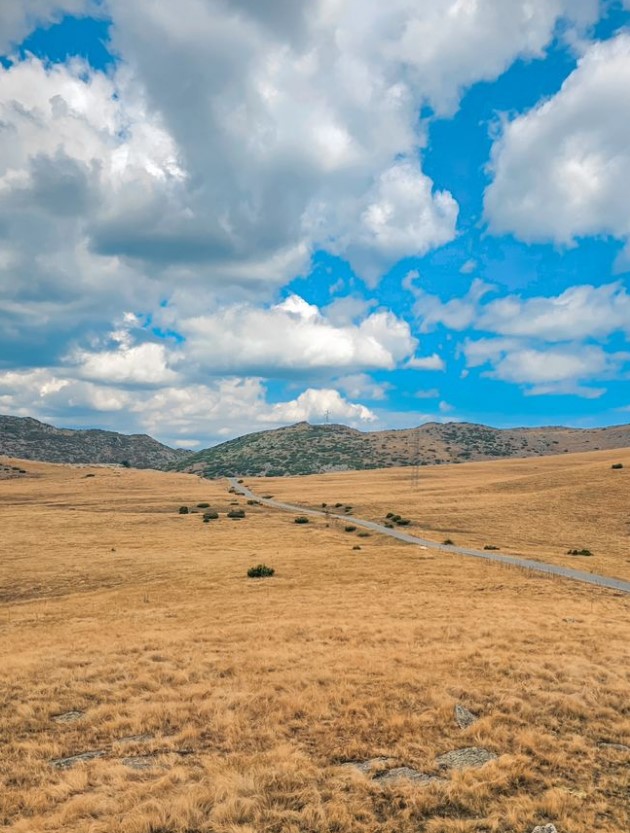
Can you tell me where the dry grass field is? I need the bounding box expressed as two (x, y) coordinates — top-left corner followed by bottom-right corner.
(1, 456), (629, 833)
(250, 447), (630, 583)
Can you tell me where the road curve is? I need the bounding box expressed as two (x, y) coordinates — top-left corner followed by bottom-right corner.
(228, 478), (630, 595)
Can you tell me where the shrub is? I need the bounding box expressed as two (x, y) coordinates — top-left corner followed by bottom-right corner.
(384, 522), (394, 529)
(344, 506), (353, 513)
(237, 479), (244, 483)
(321, 502), (327, 508)
(484, 545), (499, 551)
(344, 525), (357, 533)
(395, 518), (411, 526)
(385, 512), (394, 519)
(294, 516), (310, 524)
(391, 514), (401, 523)
(443, 538), (454, 545)
(247, 564), (274, 578)
(263, 495), (273, 499)
(247, 499), (259, 505)
(203, 511), (219, 521)
(352, 545), (361, 550)
(567, 548), (593, 557)
(197, 502), (210, 508)
(357, 531), (370, 538)
(178, 506), (189, 515)
(335, 502), (343, 508)
(611, 463), (624, 470)
(227, 508), (246, 519)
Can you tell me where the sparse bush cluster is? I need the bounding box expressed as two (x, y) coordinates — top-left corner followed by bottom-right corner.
(247, 564), (274, 578)
(384, 512), (411, 526)
(484, 545), (499, 551)
(203, 511), (219, 522)
(567, 548), (593, 557)
(294, 516), (310, 524)
(227, 508), (246, 519)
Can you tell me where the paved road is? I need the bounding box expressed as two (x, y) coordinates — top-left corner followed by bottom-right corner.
(229, 478), (630, 595)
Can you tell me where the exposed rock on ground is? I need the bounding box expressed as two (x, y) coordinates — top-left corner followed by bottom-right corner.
(436, 747), (497, 770)
(454, 703), (478, 728)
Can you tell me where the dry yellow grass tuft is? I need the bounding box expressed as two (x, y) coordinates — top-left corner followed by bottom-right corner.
(1, 456), (628, 833)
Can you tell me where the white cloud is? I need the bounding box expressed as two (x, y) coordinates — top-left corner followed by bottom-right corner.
(336, 373), (390, 401)
(72, 342), (179, 385)
(413, 279), (494, 332)
(266, 388), (375, 425)
(462, 339), (629, 397)
(175, 295), (416, 374)
(485, 33), (630, 248)
(406, 353), (446, 371)
(478, 282), (630, 341)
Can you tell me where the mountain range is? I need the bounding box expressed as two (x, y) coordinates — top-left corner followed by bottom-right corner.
(173, 419), (630, 477)
(0, 415), (186, 469)
(2, 414), (630, 476)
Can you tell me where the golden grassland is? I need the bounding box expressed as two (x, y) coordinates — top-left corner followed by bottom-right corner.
(249, 447), (630, 583)
(1, 456), (629, 833)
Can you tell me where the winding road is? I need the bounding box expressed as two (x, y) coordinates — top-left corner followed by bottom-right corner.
(228, 478), (630, 595)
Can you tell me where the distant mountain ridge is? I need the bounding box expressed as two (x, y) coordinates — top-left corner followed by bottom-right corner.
(0, 415), (187, 469)
(175, 420), (630, 478)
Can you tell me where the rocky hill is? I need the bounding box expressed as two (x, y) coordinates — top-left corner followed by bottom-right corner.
(0, 415), (187, 469)
(175, 420), (630, 478)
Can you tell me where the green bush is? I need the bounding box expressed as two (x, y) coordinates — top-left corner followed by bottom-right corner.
(357, 531), (370, 538)
(484, 545), (499, 551)
(227, 508), (246, 519)
(611, 463), (624, 470)
(344, 525), (357, 533)
(352, 545), (361, 551)
(385, 512), (394, 519)
(443, 538), (454, 545)
(384, 522), (394, 529)
(294, 516), (310, 524)
(391, 514), (401, 523)
(247, 499), (259, 505)
(178, 506), (189, 515)
(247, 564), (275, 578)
(567, 548), (593, 557)
(203, 511), (219, 521)
(197, 502), (210, 508)
(321, 502), (327, 508)
(395, 518), (411, 526)
(344, 506), (353, 513)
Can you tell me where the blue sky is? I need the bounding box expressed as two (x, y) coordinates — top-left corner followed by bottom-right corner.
(1, 1), (630, 447)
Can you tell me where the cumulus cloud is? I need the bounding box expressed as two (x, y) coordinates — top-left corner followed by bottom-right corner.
(485, 33), (630, 249)
(478, 282), (630, 341)
(462, 339), (628, 397)
(416, 280), (630, 342)
(336, 373), (390, 401)
(174, 295), (417, 375)
(405, 354), (446, 371)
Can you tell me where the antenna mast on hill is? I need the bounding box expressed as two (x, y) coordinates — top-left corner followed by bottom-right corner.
(324, 409), (330, 425)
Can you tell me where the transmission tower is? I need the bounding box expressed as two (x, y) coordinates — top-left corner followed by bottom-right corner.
(410, 426), (420, 489)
